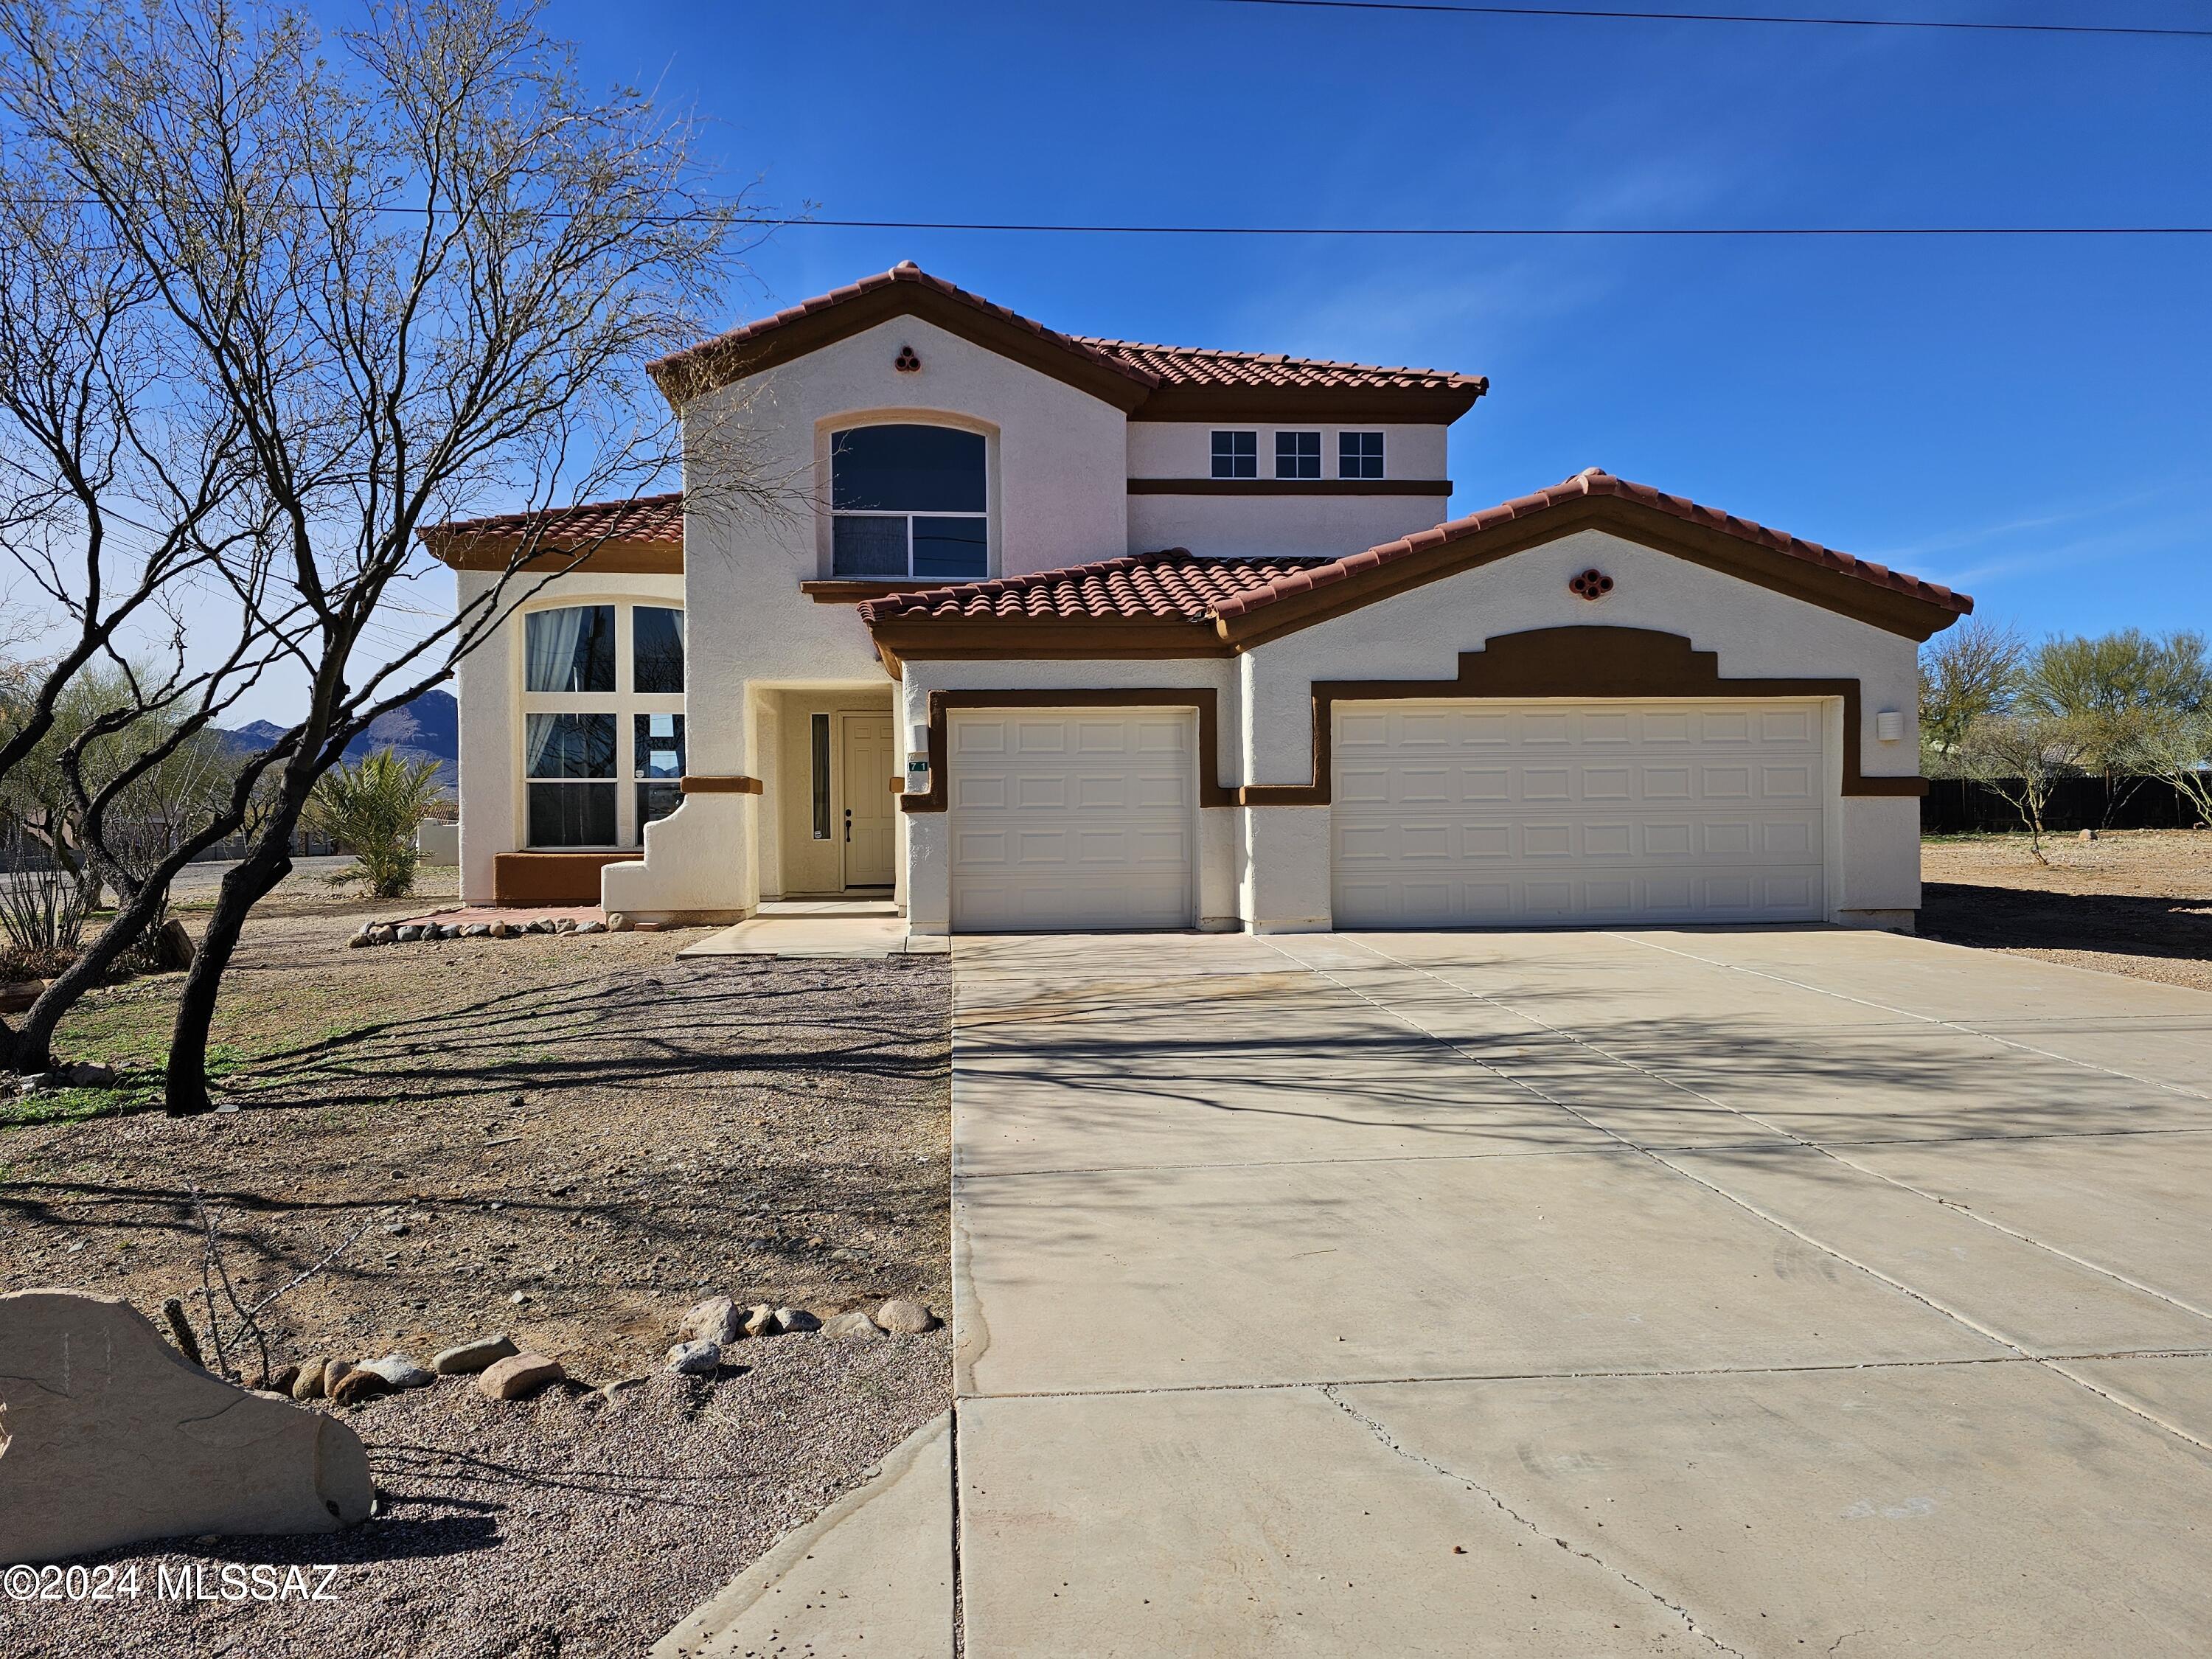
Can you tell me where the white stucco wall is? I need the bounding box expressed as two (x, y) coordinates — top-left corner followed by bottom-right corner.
(599, 313), (1133, 919)
(893, 528), (1927, 933)
(1231, 528), (1924, 928)
(452, 566), (686, 905)
(1124, 420), (1455, 559)
(1126, 422), (1450, 479)
(1127, 491), (1455, 561)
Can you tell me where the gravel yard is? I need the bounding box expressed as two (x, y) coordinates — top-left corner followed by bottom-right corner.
(1920, 827), (2212, 992)
(0, 890), (953, 1655)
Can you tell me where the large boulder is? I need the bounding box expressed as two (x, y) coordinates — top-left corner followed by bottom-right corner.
(0, 1290), (373, 1565)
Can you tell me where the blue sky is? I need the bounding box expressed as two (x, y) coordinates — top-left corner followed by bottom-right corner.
(253, 1), (2212, 723)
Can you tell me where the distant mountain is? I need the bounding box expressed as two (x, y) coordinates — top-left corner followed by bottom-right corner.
(215, 689), (459, 792)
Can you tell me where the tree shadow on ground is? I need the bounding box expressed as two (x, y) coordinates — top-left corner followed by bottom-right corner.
(1921, 880), (2212, 964)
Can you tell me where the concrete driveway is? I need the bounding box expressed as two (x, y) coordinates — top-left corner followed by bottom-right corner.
(950, 928), (2212, 1656)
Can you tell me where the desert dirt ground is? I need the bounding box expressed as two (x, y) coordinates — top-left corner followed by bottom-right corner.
(1920, 827), (2212, 992)
(0, 874), (953, 1657)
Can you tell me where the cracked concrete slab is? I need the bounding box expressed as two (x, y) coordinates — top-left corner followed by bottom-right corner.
(956, 1150), (2003, 1397)
(1340, 1363), (2212, 1656)
(956, 1388), (1710, 1658)
(947, 929), (2212, 1655)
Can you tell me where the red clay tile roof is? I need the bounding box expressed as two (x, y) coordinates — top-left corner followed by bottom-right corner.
(862, 469), (1971, 636)
(1077, 338), (1486, 398)
(418, 491), (685, 557)
(1206, 468), (1968, 621)
(648, 263), (1484, 417)
(649, 263), (1156, 397)
(858, 549), (1336, 627)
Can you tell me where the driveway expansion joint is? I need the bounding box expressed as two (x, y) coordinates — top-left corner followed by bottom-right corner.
(1321, 1384), (1750, 1658)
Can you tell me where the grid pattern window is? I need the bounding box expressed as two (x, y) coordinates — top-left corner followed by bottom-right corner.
(1339, 431), (1385, 479)
(1210, 431), (1257, 479)
(1275, 431), (1321, 479)
(830, 424), (988, 580)
(519, 601), (685, 849)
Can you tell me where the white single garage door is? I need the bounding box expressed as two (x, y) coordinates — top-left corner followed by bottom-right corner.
(1332, 699), (1829, 928)
(948, 708), (1197, 931)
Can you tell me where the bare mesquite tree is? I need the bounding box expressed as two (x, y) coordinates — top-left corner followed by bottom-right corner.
(0, 0), (777, 1110)
(1918, 616), (2025, 774)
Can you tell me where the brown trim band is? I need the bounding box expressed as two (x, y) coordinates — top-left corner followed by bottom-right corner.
(492, 851), (640, 906)
(1133, 388), (1484, 424)
(803, 579), (945, 604)
(1241, 626), (1924, 806)
(679, 774), (765, 795)
(898, 689), (1231, 814)
(1127, 478), (1453, 498)
(437, 542), (683, 575)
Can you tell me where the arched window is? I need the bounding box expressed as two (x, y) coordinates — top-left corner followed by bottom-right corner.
(830, 423), (987, 579)
(521, 602), (685, 847)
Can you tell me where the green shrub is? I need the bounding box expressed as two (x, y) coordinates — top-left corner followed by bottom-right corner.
(306, 748), (445, 899)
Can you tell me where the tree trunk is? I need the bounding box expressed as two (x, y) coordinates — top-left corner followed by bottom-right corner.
(4, 877), (172, 1073)
(164, 817), (299, 1116)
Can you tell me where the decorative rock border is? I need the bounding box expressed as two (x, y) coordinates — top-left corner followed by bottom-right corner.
(351, 916), (609, 947)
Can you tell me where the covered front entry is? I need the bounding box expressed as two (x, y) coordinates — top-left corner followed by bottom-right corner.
(947, 707), (1197, 931)
(1330, 698), (1829, 928)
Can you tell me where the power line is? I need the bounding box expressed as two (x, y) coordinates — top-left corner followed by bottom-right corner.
(1211, 0), (2212, 38)
(802, 218), (2212, 237)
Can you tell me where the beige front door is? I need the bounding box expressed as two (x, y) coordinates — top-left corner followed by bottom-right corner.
(841, 713), (896, 888)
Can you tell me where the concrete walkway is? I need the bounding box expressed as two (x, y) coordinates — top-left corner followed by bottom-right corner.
(950, 928), (2212, 1656)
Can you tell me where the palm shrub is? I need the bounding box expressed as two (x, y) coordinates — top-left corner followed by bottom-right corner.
(307, 748), (445, 899)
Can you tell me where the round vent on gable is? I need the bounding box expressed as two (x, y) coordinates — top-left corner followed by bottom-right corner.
(1568, 568), (1614, 602)
(894, 345), (922, 373)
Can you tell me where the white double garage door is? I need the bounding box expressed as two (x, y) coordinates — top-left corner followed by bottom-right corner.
(945, 699), (1829, 931)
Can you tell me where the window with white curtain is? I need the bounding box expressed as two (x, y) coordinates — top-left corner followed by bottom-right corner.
(521, 602), (684, 848)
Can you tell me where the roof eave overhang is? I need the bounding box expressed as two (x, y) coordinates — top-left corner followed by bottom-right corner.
(649, 284), (1157, 414)
(1128, 380), (1489, 425)
(426, 536), (684, 576)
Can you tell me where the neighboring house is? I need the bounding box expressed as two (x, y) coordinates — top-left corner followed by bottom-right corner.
(425, 262), (1971, 934)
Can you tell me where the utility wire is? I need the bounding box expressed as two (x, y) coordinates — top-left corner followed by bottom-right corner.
(1212, 0), (2212, 39)
(801, 218), (2211, 237)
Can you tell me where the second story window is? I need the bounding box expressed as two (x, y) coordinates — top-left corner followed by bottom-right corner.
(1210, 430), (1257, 479)
(1340, 431), (1385, 479)
(1276, 431), (1321, 479)
(830, 424), (987, 580)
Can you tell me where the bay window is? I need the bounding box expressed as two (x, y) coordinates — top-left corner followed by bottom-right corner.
(521, 602), (685, 847)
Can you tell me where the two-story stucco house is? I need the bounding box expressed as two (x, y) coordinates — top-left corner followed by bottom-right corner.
(426, 262), (1971, 936)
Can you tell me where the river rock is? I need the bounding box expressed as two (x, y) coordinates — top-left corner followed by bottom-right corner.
(434, 1334), (518, 1376)
(773, 1307), (820, 1335)
(0, 1291), (372, 1564)
(329, 1366), (390, 1407)
(359, 1353), (434, 1389)
(822, 1310), (881, 1341)
(291, 1357), (330, 1400)
(478, 1352), (565, 1400)
(873, 1298), (938, 1335)
(666, 1338), (721, 1375)
(680, 1296), (743, 1344)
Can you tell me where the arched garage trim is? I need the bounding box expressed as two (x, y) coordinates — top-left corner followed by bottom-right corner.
(1239, 625), (1926, 807)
